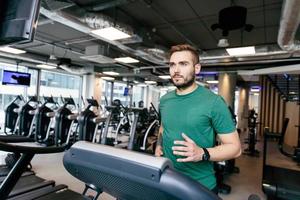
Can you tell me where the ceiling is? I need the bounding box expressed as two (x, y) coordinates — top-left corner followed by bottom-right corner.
(1, 0), (300, 85)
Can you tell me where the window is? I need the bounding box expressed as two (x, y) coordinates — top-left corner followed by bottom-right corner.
(0, 62), (38, 127)
(132, 85), (145, 107)
(113, 82), (129, 107)
(39, 70), (82, 106)
(101, 80), (112, 107)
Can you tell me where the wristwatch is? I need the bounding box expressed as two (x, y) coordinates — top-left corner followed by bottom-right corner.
(202, 148), (210, 161)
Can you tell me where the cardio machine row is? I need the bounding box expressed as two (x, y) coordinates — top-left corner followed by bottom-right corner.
(0, 96), (168, 200)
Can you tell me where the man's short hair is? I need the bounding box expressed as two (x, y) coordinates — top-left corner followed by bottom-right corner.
(169, 44), (199, 64)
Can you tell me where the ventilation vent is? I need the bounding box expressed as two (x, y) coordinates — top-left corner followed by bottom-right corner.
(80, 54), (116, 64)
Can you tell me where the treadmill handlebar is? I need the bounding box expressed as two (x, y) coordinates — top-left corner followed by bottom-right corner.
(0, 141), (67, 154)
(72, 141), (172, 170)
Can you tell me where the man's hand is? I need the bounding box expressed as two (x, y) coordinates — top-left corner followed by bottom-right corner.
(155, 145), (163, 157)
(172, 133), (204, 162)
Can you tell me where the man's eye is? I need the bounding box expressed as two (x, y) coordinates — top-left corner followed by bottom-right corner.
(180, 62), (188, 66)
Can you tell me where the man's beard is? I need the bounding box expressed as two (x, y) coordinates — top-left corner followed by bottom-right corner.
(171, 75), (195, 90)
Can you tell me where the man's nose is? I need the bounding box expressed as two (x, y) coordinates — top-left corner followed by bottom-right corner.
(173, 64), (180, 73)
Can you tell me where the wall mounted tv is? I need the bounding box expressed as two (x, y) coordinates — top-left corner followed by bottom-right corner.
(0, 0), (41, 45)
(2, 70), (31, 86)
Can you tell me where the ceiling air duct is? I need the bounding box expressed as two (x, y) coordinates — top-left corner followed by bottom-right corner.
(277, 0), (300, 51)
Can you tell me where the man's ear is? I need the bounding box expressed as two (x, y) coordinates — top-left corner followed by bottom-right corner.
(194, 63), (201, 75)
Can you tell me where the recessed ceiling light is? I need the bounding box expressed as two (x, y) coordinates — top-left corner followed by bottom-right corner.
(206, 80), (219, 84)
(0, 46), (26, 54)
(145, 80), (157, 84)
(36, 64), (57, 69)
(101, 76), (115, 81)
(103, 71), (119, 76)
(160, 88), (169, 91)
(91, 27), (131, 41)
(114, 57), (139, 63)
(168, 86), (176, 90)
(226, 46), (255, 56)
(250, 87), (260, 92)
(137, 83), (147, 87)
(159, 75), (171, 79)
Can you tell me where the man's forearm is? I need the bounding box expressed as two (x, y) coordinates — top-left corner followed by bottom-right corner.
(156, 125), (163, 146)
(207, 143), (241, 162)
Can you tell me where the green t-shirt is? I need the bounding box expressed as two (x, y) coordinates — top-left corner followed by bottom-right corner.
(159, 85), (236, 190)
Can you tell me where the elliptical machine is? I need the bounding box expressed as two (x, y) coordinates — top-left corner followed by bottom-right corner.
(2, 95), (24, 134)
(243, 109), (259, 157)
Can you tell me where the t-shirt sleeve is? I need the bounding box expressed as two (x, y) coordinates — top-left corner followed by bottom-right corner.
(211, 96), (236, 134)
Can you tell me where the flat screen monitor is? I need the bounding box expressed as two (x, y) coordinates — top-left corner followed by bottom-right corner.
(0, 0), (41, 45)
(2, 70), (31, 86)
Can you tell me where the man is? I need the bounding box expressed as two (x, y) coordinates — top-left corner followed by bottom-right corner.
(155, 44), (241, 193)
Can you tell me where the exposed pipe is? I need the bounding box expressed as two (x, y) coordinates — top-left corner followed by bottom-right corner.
(0, 51), (91, 75)
(0, 52), (47, 65)
(58, 64), (93, 75)
(277, 0), (300, 51)
(86, 0), (133, 12)
(40, 7), (165, 65)
(238, 63), (300, 75)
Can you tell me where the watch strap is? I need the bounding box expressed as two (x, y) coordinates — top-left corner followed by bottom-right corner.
(202, 148), (210, 161)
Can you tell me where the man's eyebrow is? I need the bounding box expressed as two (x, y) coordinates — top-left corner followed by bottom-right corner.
(178, 61), (189, 64)
(166, 62), (174, 65)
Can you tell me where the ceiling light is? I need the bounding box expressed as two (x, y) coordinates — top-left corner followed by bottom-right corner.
(145, 80), (157, 84)
(226, 46), (255, 56)
(0, 46), (26, 54)
(206, 80), (219, 84)
(91, 27), (131, 41)
(253, 93), (259, 96)
(289, 91), (296, 94)
(159, 75), (171, 79)
(114, 57), (139, 63)
(49, 54), (57, 60)
(160, 88), (168, 91)
(250, 87), (260, 92)
(168, 86), (176, 90)
(103, 71), (119, 76)
(217, 38), (229, 47)
(102, 76), (115, 81)
(137, 83), (147, 87)
(133, 80), (139, 84)
(36, 64), (57, 69)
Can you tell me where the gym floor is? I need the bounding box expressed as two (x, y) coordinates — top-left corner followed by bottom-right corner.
(31, 131), (266, 200)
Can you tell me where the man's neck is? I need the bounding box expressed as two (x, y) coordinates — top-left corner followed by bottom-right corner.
(176, 82), (198, 95)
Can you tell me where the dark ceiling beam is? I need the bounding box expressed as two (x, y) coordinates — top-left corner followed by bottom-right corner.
(140, 0), (198, 48)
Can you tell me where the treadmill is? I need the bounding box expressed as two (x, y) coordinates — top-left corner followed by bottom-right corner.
(0, 97), (76, 199)
(262, 124), (300, 200)
(0, 140), (221, 200)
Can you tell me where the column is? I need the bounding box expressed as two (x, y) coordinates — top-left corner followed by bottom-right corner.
(218, 73), (237, 109)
